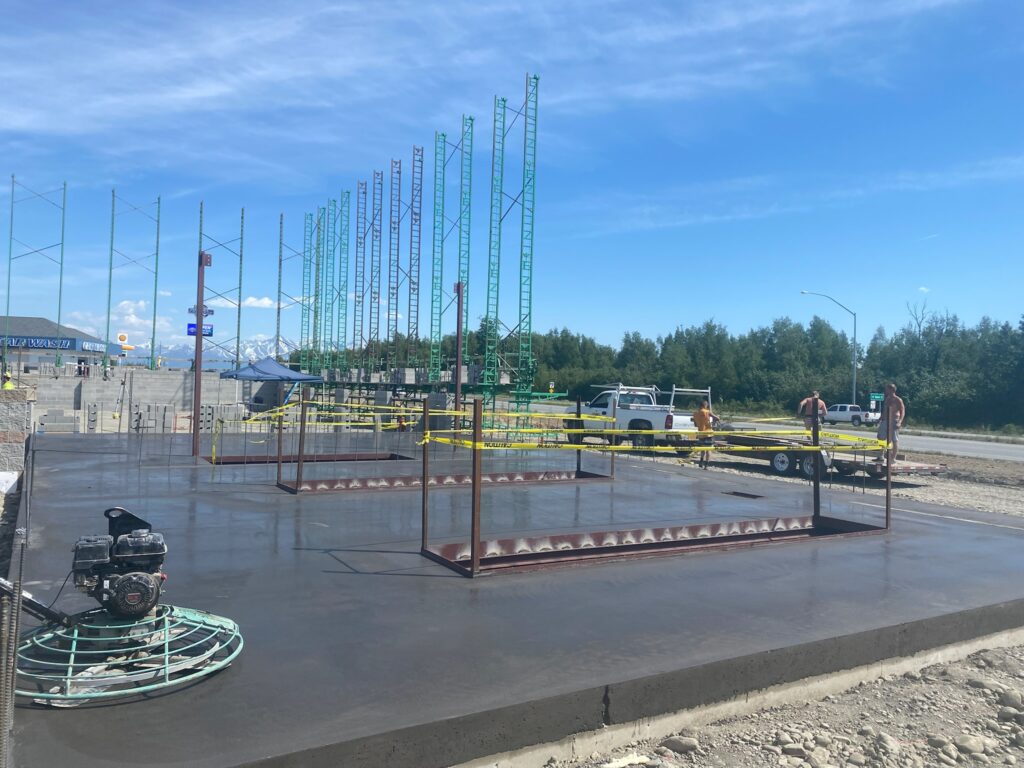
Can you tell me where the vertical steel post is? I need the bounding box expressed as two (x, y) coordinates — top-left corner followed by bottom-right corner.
(149, 196), (161, 370)
(3, 175), (14, 373)
(885, 402), (893, 529)
(421, 398), (430, 552)
(295, 388), (310, 491)
(575, 396), (582, 476)
(235, 208), (244, 370)
(407, 147), (423, 354)
(471, 397), (483, 576)
(191, 204), (206, 459)
(276, 412), (284, 487)
(812, 396), (821, 521)
(454, 282), (464, 424)
(104, 188), (116, 370)
(610, 398), (617, 479)
(275, 213), (284, 362)
(54, 182), (67, 369)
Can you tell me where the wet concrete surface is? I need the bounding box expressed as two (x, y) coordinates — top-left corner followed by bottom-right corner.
(11, 433), (1024, 768)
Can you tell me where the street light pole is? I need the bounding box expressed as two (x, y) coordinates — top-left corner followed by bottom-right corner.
(801, 290), (857, 405)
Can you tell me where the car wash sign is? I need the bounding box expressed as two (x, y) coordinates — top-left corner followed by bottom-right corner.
(0, 335), (72, 350)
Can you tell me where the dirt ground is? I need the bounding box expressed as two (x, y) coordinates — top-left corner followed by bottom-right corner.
(670, 449), (1024, 518)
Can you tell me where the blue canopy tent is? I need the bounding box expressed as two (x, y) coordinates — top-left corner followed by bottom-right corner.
(220, 357), (321, 407)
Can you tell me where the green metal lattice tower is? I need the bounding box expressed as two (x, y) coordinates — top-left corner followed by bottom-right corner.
(482, 97), (506, 409)
(299, 212), (313, 372)
(407, 146), (424, 367)
(428, 132), (446, 383)
(335, 191), (350, 375)
(387, 160), (401, 368)
(352, 181), (367, 377)
(457, 115), (474, 366)
(369, 171), (383, 371)
(322, 199), (337, 370)
(513, 74), (540, 413)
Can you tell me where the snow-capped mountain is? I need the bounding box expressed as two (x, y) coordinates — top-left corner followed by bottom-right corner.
(124, 336), (298, 365)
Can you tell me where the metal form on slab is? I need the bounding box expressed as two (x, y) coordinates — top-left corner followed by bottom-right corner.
(421, 398), (889, 577)
(13, 605), (243, 704)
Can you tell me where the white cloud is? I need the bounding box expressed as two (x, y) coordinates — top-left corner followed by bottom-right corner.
(918, 286), (930, 293)
(206, 296), (276, 309)
(158, 289), (172, 297)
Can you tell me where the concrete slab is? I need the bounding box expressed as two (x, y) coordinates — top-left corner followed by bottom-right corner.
(11, 434), (1024, 768)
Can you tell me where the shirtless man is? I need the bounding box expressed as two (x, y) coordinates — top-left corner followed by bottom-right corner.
(692, 399), (717, 469)
(797, 390), (827, 430)
(876, 382), (906, 461)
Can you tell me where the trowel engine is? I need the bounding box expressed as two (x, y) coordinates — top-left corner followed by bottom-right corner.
(72, 507), (167, 618)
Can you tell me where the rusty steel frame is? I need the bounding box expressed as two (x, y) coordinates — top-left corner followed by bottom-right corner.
(420, 396), (891, 578)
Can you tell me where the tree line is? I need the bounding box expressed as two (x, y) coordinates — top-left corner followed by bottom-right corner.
(530, 311), (1024, 429)
(299, 310), (1024, 430)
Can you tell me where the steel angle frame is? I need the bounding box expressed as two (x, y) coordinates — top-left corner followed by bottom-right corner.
(420, 400), (889, 578)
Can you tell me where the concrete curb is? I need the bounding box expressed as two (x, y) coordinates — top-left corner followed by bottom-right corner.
(240, 598), (1024, 768)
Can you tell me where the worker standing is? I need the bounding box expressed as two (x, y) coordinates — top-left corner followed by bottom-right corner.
(2, 372), (14, 390)
(797, 390), (826, 431)
(692, 398), (716, 469)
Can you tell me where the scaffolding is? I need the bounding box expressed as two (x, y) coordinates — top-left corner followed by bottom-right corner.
(335, 192), (350, 374)
(197, 203), (245, 369)
(428, 117), (474, 384)
(3, 175), (68, 373)
(369, 171), (383, 372)
(352, 181), (367, 378)
(102, 189), (162, 370)
(407, 146), (424, 364)
(275, 213), (306, 363)
(387, 160), (401, 368)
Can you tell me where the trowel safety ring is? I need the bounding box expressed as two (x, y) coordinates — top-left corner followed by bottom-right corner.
(14, 604), (243, 704)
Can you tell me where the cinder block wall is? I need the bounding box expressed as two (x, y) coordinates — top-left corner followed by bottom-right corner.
(0, 389), (30, 471)
(29, 370), (240, 410)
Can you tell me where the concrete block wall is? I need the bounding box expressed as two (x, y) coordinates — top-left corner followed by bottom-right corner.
(29, 369), (239, 411)
(0, 390), (30, 471)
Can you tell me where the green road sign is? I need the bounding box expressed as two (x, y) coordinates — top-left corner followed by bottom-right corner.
(870, 392), (884, 401)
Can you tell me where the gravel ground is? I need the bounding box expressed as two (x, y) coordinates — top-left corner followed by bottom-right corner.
(543, 451), (1024, 768)
(667, 450), (1024, 518)
(554, 647), (1024, 768)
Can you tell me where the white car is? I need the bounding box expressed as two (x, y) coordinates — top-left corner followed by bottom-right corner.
(824, 403), (879, 427)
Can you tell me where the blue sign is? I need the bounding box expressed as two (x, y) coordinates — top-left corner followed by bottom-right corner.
(187, 324), (213, 337)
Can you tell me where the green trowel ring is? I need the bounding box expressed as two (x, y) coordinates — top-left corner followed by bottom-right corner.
(15, 605), (243, 702)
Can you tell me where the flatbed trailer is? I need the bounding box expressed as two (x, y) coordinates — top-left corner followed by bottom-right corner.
(720, 432), (947, 479)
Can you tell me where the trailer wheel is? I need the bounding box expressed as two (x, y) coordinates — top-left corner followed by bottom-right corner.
(770, 451), (795, 475)
(834, 462), (856, 476)
(566, 420), (582, 445)
(800, 454), (823, 480)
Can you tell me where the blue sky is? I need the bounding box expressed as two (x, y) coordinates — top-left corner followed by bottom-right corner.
(1, 0), (1022, 351)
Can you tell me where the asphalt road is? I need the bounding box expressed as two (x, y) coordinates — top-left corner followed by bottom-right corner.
(523, 402), (1024, 463)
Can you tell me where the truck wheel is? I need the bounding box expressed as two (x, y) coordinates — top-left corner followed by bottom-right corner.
(828, 420), (837, 425)
(566, 420), (582, 445)
(851, 416), (862, 427)
(631, 421), (654, 448)
(770, 452), (795, 475)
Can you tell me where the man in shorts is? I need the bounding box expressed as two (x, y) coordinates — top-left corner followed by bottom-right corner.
(692, 399), (717, 469)
(797, 390), (827, 431)
(876, 382), (906, 462)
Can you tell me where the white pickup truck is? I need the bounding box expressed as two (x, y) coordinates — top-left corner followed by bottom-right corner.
(565, 385), (713, 448)
(824, 403), (880, 428)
